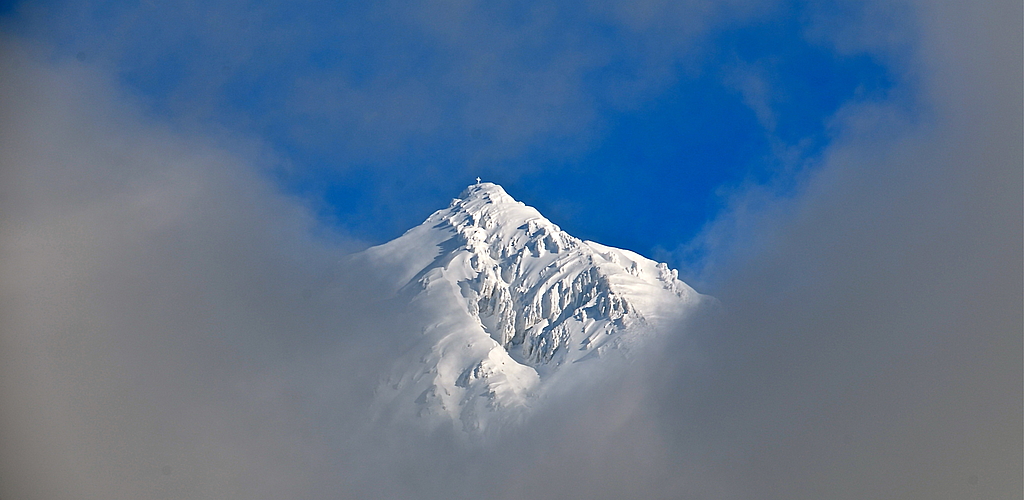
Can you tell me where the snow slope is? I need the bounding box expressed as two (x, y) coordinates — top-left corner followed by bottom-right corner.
(357, 182), (708, 433)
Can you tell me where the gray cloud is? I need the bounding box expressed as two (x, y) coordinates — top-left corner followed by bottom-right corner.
(0, 38), (383, 499)
(1, 0), (1020, 498)
(658, 0), (1022, 498)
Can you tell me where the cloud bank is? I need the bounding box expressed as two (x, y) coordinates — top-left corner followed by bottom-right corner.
(1, 0), (1020, 499)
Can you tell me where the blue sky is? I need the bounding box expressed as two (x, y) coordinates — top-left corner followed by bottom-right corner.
(4, 0), (900, 270)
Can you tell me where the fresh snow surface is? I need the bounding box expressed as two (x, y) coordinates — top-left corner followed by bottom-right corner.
(357, 182), (708, 434)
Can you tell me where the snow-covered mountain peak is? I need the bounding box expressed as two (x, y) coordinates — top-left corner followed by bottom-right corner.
(438, 181), (565, 254)
(457, 181), (519, 206)
(360, 182), (707, 434)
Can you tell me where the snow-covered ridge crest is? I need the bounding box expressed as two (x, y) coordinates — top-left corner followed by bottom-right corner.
(361, 182), (705, 433)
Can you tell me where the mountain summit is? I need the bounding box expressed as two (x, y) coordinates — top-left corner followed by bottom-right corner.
(359, 182), (708, 433)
